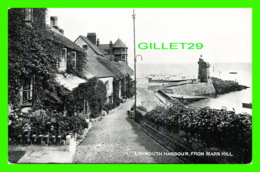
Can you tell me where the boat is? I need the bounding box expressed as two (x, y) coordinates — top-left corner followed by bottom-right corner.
(242, 103), (252, 109)
(229, 72), (237, 74)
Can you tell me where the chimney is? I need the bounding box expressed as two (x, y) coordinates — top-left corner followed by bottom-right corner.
(87, 33), (97, 45)
(59, 29), (64, 35)
(97, 38), (100, 47)
(109, 41), (113, 54)
(50, 16), (58, 27)
(109, 41), (113, 49)
(50, 16), (65, 34)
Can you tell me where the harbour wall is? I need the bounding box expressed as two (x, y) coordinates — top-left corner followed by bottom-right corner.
(162, 79), (216, 96)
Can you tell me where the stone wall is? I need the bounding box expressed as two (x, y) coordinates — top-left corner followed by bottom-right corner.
(163, 79), (216, 96)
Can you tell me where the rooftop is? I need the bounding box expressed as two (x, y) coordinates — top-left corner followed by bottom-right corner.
(78, 35), (104, 56)
(46, 26), (85, 54)
(96, 56), (125, 80)
(113, 38), (126, 48)
(98, 44), (110, 55)
(83, 56), (114, 78)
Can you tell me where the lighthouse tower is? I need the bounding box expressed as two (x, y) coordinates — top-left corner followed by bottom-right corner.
(198, 56), (210, 82)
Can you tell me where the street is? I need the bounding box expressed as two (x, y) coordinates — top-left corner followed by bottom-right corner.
(73, 98), (182, 164)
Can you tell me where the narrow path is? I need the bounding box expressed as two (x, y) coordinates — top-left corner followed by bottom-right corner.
(73, 98), (182, 164)
(137, 87), (165, 111)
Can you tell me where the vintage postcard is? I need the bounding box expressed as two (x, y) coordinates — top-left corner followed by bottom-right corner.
(8, 8), (252, 164)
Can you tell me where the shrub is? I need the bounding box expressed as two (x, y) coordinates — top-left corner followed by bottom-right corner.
(8, 9), (85, 113)
(144, 105), (252, 163)
(105, 102), (116, 111)
(8, 109), (89, 143)
(71, 77), (107, 118)
(136, 106), (148, 112)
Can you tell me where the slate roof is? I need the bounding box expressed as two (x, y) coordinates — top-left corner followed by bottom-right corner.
(98, 44), (110, 55)
(46, 26), (85, 54)
(83, 56), (114, 78)
(118, 61), (134, 76)
(113, 38), (126, 48)
(78, 35), (104, 56)
(96, 57), (124, 80)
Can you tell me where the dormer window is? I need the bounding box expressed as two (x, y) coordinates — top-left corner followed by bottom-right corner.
(71, 52), (77, 69)
(24, 8), (33, 25)
(58, 48), (67, 71)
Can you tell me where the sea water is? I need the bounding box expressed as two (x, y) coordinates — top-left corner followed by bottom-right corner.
(136, 63), (252, 115)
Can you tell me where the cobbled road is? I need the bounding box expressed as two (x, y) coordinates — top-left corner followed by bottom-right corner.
(73, 98), (182, 164)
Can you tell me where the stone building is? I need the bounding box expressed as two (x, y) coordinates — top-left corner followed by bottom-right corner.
(74, 33), (133, 104)
(98, 38), (128, 62)
(198, 58), (210, 82)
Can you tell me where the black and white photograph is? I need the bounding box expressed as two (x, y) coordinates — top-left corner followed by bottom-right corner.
(8, 8), (252, 164)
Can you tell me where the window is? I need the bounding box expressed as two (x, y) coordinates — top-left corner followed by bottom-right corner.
(83, 45), (88, 50)
(70, 52), (77, 69)
(58, 48), (67, 71)
(107, 95), (113, 103)
(20, 76), (34, 106)
(106, 95), (113, 103)
(105, 81), (109, 90)
(121, 55), (126, 61)
(24, 8), (33, 25)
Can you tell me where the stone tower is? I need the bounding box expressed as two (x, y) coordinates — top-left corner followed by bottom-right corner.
(198, 57), (210, 82)
(113, 38), (128, 62)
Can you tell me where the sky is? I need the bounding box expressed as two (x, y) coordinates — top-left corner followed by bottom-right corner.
(46, 8), (252, 66)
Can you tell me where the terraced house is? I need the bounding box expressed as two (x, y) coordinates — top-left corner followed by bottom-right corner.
(9, 8), (133, 116)
(75, 33), (133, 106)
(9, 8), (90, 113)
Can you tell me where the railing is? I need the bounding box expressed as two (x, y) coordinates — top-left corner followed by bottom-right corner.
(141, 123), (212, 163)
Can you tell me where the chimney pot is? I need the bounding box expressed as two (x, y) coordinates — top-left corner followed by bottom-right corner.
(59, 29), (64, 35)
(87, 33), (97, 45)
(97, 38), (100, 47)
(50, 16), (58, 27)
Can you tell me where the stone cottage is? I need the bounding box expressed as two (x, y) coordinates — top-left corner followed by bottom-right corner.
(74, 33), (133, 105)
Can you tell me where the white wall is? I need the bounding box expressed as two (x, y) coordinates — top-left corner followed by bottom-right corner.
(99, 77), (113, 97)
(74, 37), (99, 57)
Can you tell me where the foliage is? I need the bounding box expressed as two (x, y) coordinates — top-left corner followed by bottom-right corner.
(136, 106), (147, 112)
(8, 8), (86, 112)
(66, 52), (87, 79)
(127, 76), (133, 98)
(104, 102), (116, 111)
(8, 110), (88, 144)
(145, 105), (252, 162)
(113, 81), (120, 106)
(71, 78), (107, 118)
(211, 77), (248, 94)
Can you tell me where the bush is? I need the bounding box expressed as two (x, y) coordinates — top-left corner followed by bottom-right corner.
(105, 102), (116, 111)
(71, 77), (107, 118)
(8, 109), (89, 143)
(130, 105), (148, 112)
(136, 106), (147, 112)
(144, 105), (252, 163)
